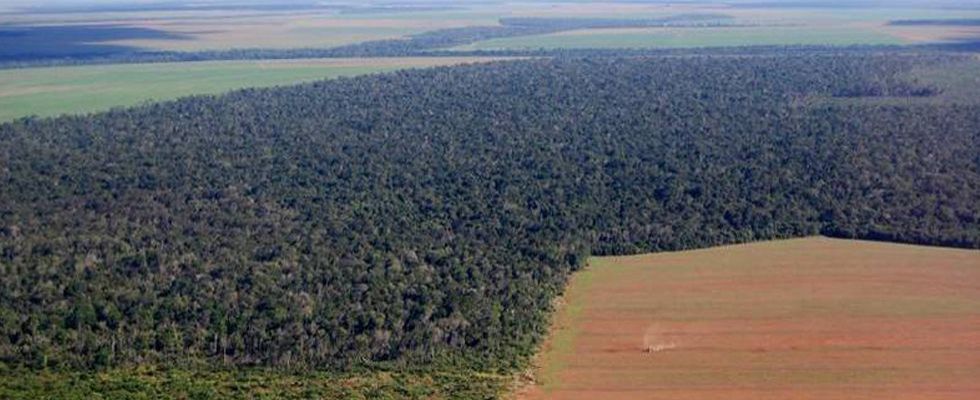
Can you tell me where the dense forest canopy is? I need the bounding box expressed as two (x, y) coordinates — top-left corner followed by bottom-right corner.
(0, 53), (978, 372)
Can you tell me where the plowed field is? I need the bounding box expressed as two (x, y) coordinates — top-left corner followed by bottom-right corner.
(519, 237), (980, 400)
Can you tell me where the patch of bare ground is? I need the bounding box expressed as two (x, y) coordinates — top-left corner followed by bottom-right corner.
(866, 22), (980, 43)
(518, 237), (980, 400)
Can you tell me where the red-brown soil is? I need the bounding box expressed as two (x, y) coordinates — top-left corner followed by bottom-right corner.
(519, 237), (980, 400)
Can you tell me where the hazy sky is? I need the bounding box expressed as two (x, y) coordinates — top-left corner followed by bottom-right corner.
(3, 0), (979, 12)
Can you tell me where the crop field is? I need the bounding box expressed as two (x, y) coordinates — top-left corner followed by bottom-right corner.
(105, 13), (500, 52)
(0, 7), (502, 53)
(448, 4), (980, 52)
(519, 237), (980, 399)
(4, 3), (977, 57)
(453, 25), (907, 51)
(0, 57), (503, 121)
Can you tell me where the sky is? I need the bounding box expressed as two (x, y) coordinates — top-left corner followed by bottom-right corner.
(2, 0), (979, 12)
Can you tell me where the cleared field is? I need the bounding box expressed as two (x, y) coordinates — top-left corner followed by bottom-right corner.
(828, 56), (980, 107)
(519, 237), (980, 400)
(453, 25), (907, 51)
(1, 8), (501, 52)
(912, 56), (980, 103)
(0, 57), (503, 121)
(449, 5), (980, 52)
(108, 13), (499, 51)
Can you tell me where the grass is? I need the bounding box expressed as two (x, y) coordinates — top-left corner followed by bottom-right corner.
(827, 55), (980, 107)
(452, 25), (907, 51)
(532, 261), (598, 393)
(0, 57), (503, 122)
(518, 237), (980, 399)
(912, 56), (980, 103)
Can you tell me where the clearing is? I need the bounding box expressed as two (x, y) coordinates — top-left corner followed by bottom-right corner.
(453, 25), (907, 51)
(519, 237), (980, 400)
(0, 57), (504, 122)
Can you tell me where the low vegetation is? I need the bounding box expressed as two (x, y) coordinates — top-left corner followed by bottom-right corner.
(0, 57), (502, 121)
(452, 26), (906, 51)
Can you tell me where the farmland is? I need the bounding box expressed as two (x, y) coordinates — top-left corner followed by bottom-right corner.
(452, 26), (907, 51)
(445, 4), (980, 51)
(0, 57), (503, 121)
(0, 1), (979, 399)
(520, 237), (980, 399)
(4, 2), (978, 61)
(0, 6), (501, 53)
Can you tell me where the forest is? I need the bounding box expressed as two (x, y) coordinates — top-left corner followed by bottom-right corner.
(0, 52), (978, 376)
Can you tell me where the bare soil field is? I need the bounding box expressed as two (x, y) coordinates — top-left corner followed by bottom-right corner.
(877, 24), (980, 43)
(0, 8), (500, 52)
(518, 237), (980, 400)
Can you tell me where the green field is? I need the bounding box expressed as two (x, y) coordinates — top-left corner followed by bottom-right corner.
(452, 26), (908, 51)
(826, 56), (980, 107)
(0, 57), (501, 122)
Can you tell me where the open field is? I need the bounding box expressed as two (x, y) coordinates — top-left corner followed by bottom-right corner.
(828, 55), (980, 107)
(453, 25), (907, 51)
(0, 7), (502, 53)
(912, 55), (980, 103)
(0, 57), (504, 121)
(104, 12), (500, 52)
(3, 3), (978, 58)
(447, 4), (980, 51)
(519, 237), (980, 400)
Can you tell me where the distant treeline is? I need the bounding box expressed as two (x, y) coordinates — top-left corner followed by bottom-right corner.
(0, 14), (754, 68)
(323, 15), (745, 56)
(0, 53), (977, 373)
(499, 14), (737, 29)
(5, 41), (980, 70)
(890, 19), (980, 26)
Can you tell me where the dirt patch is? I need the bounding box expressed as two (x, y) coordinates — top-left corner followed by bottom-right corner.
(518, 237), (980, 400)
(866, 21), (980, 43)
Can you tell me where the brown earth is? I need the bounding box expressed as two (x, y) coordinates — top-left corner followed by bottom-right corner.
(870, 23), (980, 43)
(519, 237), (980, 400)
